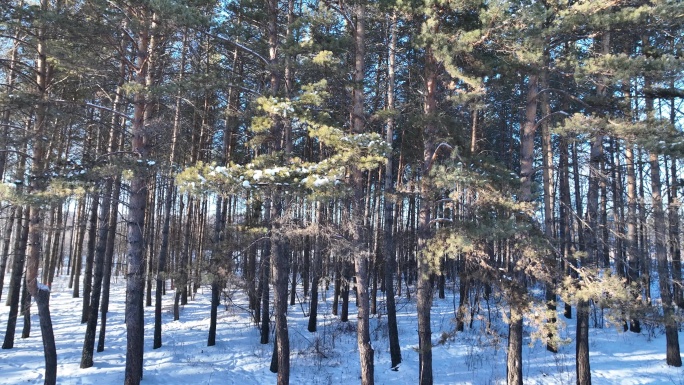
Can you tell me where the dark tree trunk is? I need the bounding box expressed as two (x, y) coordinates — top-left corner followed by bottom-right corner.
(576, 300), (592, 385)
(341, 264), (350, 322)
(81, 191), (100, 323)
(20, 277), (30, 338)
(2, 206), (28, 349)
(124, 12), (152, 384)
(154, 184), (175, 348)
(81, 175), (115, 368)
(71, 197), (88, 298)
(98, 175), (122, 352)
(651, 153), (682, 367)
(417, 43), (439, 385)
(308, 204), (324, 332)
(289, 251), (297, 306)
(0, 206), (18, 303)
(260, 202), (271, 345)
(208, 195), (225, 347)
(508, 73), (538, 385)
(332, 267), (341, 316)
(70, 198), (87, 294)
(384, 12), (401, 368)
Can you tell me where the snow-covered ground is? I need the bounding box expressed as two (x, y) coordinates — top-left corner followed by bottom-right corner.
(1, 274), (683, 385)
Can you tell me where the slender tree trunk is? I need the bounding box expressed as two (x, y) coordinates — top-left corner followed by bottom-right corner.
(21, 275), (31, 338)
(625, 144), (641, 332)
(289, 251), (298, 306)
(2, 206), (29, 349)
(0, 31), (20, 181)
(540, 67), (558, 353)
(81, 190), (99, 323)
(81, 176), (114, 367)
(577, 33), (611, 385)
(559, 137), (573, 319)
(669, 156), (682, 306)
(0, 206), (18, 303)
(208, 195), (224, 347)
(651, 151), (682, 367)
(70, 198), (87, 293)
(346, 3), (374, 384)
(46, 204), (63, 286)
(145, 184), (156, 308)
(97, 175), (122, 352)
(24, 2), (58, 380)
(308, 204), (324, 332)
(644, 59), (683, 365)
(417, 43), (439, 385)
(508, 73), (538, 385)
(383, 11), (401, 370)
(124, 11), (152, 384)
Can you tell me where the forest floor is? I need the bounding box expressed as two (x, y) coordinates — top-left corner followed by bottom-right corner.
(1, 274), (684, 385)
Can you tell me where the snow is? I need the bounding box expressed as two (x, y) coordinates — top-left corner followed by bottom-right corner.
(312, 177), (330, 187)
(2, 274), (684, 385)
(36, 281), (50, 292)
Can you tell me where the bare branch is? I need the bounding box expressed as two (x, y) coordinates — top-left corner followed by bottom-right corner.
(205, 32), (270, 65)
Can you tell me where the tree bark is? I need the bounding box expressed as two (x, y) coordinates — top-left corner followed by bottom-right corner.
(124, 10), (152, 384)
(81, 190), (99, 323)
(417, 43), (438, 385)
(25, 1), (58, 380)
(97, 175), (122, 352)
(384, 10), (401, 370)
(2, 206), (29, 350)
(81, 114), (119, 366)
(508, 73), (538, 385)
(0, 206), (18, 303)
(624, 144), (641, 332)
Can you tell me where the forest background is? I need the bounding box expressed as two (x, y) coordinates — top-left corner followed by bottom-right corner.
(0, 0), (683, 384)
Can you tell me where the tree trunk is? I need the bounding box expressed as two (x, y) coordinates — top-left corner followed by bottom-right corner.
(81, 190), (99, 323)
(0, 206), (18, 303)
(98, 175), (122, 352)
(540, 67), (558, 353)
(508, 73), (538, 385)
(2, 206), (29, 349)
(384, 11), (401, 369)
(70, 198), (87, 293)
(417, 43), (439, 385)
(124, 11), (152, 384)
(25, 1), (58, 380)
(308, 203), (324, 332)
(80, 185), (110, 367)
(625, 144), (641, 332)
(348, 3), (374, 383)
(643, 34), (679, 364)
